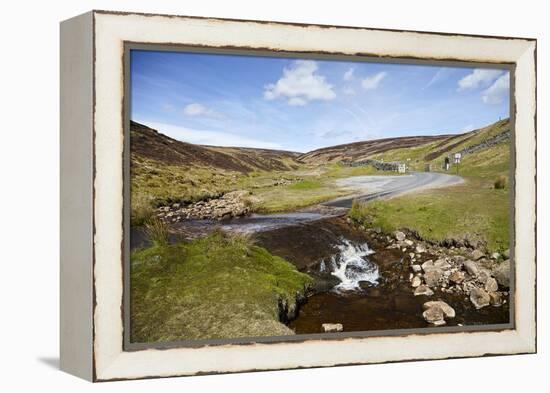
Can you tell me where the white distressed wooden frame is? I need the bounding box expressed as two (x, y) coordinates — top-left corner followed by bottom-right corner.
(60, 10), (536, 382)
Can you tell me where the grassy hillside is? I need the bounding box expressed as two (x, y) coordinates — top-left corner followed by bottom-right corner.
(298, 134), (452, 164)
(130, 122), (403, 222)
(130, 231), (312, 342)
(131, 117), (512, 249)
(130, 121), (305, 224)
(348, 118), (511, 252)
(369, 118), (510, 173)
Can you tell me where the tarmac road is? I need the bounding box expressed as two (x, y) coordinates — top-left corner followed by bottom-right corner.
(324, 172), (464, 208)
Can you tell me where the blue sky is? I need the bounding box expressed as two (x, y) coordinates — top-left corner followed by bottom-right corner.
(131, 50), (510, 153)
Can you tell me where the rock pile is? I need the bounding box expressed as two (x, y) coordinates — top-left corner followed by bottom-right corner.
(378, 230), (511, 325)
(156, 190), (252, 222)
(422, 301), (455, 326)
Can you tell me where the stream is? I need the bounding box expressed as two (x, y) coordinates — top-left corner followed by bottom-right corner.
(131, 173), (509, 334)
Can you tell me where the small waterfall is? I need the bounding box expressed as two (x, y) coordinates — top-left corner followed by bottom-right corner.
(326, 239), (379, 292)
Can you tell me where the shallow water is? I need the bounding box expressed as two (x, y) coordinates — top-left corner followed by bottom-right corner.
(327, 240), (379, 292)
(285, 219), (510, 334)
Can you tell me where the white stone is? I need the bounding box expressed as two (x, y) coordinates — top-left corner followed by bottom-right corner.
(394, 231), (406, 241)
(414, 285), (434, 296)
(423, 301), (455, 318)
(322, 323), (343, 333)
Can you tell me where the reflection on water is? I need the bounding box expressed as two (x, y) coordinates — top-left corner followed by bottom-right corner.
(219, 212), (329, 233)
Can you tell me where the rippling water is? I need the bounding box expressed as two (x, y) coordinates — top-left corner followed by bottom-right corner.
(325, 239), (379, 292)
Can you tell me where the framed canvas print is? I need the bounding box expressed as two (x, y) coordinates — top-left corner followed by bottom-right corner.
(60, 10), (537, 381)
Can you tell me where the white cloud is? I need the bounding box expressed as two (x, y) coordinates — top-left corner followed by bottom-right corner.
(424, 68), (453, 89)
(342, 87), (356, 95)
(457, 69), (503, 91)
(343, 67), (355, 81)
(481, 73), (510, 104)
(264, 60), (336, 105)
(141, 120), (283, 149)
(288, 97), (307, 106)
(183, 102), (220, 117)
(361, 72), (387, 90)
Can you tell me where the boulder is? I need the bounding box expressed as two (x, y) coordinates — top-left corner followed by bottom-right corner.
(471, 249), (485, 260)
(423, 307), (446, 326)
(491, 252), (501, 260)
(424, 269), (442, 287)
(313, 276), (341, 293)
(492, 259), (510, 288)
(463, 260), (479, 277)
(421, 260), (434, 272)
(489, 291), (504, 307)
(475, 270), (490, 285)
(423, 301), (456, 318)
(415, 244), (427, 253)
(470, 288), (491, 309)
(358, 280), (376, 290)
(414, 285), (434, 297)
(322, 323), (343, 333)
(405, 239), (414, 246)
(411, 276), (422, 288)
(411, 264), (422, 273)
(434, 258), (452, 270)
(485, 277), (499, 293)
(394, 231), (406, 242)
(449, 270), (465, 284)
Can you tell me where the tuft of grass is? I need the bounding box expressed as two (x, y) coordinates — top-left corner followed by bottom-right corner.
(494, 175), (507, 189)
(348, 199), (371, 224)
(143, 218), (169, 246)
(130, 231), (313, 343)
(131, 194), (155, 227)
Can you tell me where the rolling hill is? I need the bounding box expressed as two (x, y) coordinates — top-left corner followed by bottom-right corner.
(299, 118), (510, 172)
(367, 118), (511, 175)
(298, 134), (453, 164)
(130, 118), (511, 226)
(131, 121), (301, 173)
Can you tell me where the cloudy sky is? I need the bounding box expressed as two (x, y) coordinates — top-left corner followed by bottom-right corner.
(131, 50), (510, 153)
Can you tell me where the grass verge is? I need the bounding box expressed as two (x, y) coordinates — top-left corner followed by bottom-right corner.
(348, 177), (510, 253)
(130, 231), (313, 343)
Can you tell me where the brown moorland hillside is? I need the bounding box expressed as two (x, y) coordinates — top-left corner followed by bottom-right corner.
(298, 134), (453, 164)
(130, 121), (301, 173)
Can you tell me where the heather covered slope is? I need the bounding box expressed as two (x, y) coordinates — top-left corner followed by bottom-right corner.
(298, 134), (453, 164)
(131, 121), (301, 173)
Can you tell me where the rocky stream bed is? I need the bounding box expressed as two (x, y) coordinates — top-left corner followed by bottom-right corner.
(137, 188), (511, 334)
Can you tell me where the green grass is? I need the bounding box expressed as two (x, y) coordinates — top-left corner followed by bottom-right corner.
(349, 120), (511, 253)
(288, 179), (322, 190)
(131, 156), (240, 205)
(250, 183), (348, 213)
(143, 218), (169, 246)
(130, 231), (313, 343)
(348, 177), (510, 253)
(130, 155), (411, 223)
(370, 141), (441, 171)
